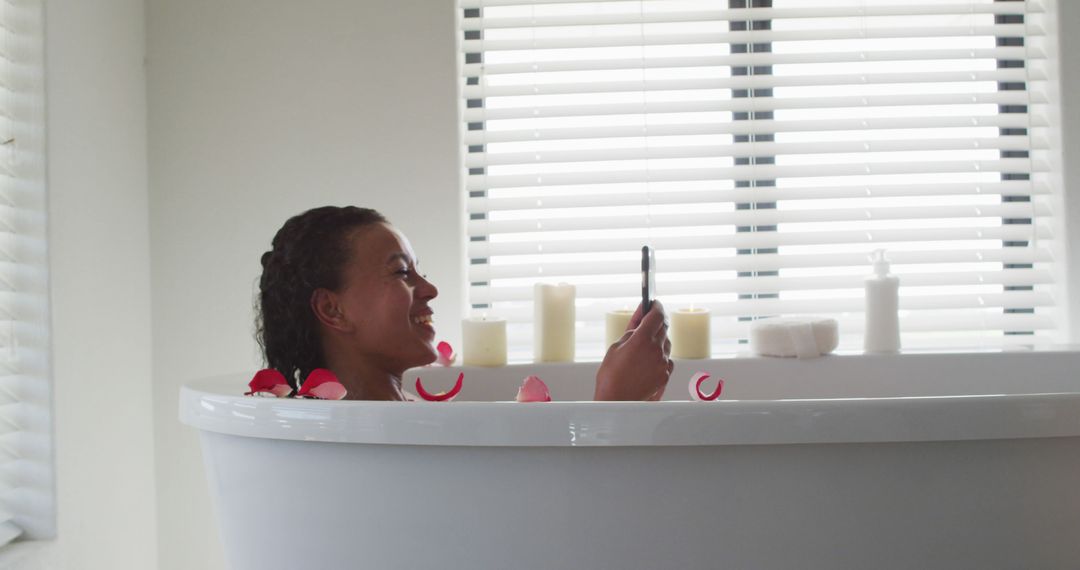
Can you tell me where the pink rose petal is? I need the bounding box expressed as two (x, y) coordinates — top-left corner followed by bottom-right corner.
(689, 372), (724, 401)
(309, 382), (348, 400)
(436, 341), (457, 366)
(415, 372), (464, 402)
(246, 369), (290, 397)
(269, 384), (293, 398)
(515, 375), (551, 403)
(297, 368), (348, 399)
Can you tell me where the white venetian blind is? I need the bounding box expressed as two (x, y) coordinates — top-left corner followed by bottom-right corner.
(0, 0), (54, 549)
(459, 0), (1057, 362)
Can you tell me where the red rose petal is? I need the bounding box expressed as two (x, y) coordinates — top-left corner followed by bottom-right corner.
(297, 368), (340, 397)
(246, 368), (289, 396)
(415, 372), (464, 402)
(689, 372), (724, 401)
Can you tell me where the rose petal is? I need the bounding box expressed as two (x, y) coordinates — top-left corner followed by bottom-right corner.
(415, 372), (464, 402)
(297, 368), (340, 397)
(515, 375), (551, 403)
(436, 341), (457, 367)
(269, 384), (293, 398)
(246, 369), (289, 396)
(309, 381), (348, 400)
(689, 372), (724, 401)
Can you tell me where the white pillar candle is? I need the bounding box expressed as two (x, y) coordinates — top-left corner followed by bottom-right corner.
(534, 283), (575, 362)
(671, 307), (711, 359)
(605, 309), (634, 347)
(461, 316), (507, 367)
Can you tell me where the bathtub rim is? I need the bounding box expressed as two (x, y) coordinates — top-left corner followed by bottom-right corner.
(180, 350), (1080, 447)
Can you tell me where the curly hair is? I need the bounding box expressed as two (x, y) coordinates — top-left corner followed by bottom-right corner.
(256, 206), (388, 389)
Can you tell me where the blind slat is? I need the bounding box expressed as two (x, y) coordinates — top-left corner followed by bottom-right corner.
(469, 202), (1047, 236)
(468, 158), (1047, 191)
(464, 69), (1042, 99)
(464, 115), (1044, 145)
(496, 312), (1056, 337)
(466, 92), (1044, 123)
(471, 268), (1053, 304)
(471, 247), (1053, 282)
(469, 136), (1046, 168)
(463, 47), (1046, 78)
(463, 0), (655, 7)
(464, 3), (1041, 31)
(0, 521), (21, 548)
(470, 182), (1048, 213)
(462, 24), (1039, 52)
(486, 291), (1054, 323)
(467, 0), (1038, 11)
(470, 224), (1051, 258)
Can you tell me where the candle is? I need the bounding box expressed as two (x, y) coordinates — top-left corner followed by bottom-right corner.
(534, 283), (575, 362)
(461, 316), (507, 367)
(605, 309), (634, 347)
(671, 307), (711, 359)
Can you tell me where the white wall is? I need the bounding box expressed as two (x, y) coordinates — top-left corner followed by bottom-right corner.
(145, 1), (462, 568)
(43, 0), (158, 568)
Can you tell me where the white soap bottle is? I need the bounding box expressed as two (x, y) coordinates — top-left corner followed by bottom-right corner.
(864, 249), (900, 353)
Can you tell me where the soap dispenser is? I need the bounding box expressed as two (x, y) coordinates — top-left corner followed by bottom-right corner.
(864, 249), (900, 353)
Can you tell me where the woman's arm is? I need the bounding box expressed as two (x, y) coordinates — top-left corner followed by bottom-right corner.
(594, 300), (673, 401)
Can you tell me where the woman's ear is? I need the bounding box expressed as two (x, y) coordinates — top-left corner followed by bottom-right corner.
(311, 288), (352, 333)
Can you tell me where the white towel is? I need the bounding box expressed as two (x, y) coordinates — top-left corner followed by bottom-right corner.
(750, 317), (839, 359)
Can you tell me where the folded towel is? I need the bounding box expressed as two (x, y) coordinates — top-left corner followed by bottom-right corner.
(750, 317), (839, 359)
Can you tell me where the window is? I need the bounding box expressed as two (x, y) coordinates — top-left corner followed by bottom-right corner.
(0, 0), (54, 549)
(459, 0), (1055, 362)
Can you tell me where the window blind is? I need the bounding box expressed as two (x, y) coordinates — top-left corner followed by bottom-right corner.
(459, 0), (1056, 362)
(0, 0), (54, 548)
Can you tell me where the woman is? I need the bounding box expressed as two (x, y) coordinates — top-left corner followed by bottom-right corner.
(257, 206), (673, 401)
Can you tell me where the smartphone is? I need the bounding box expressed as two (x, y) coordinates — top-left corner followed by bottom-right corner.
(641, 245), (656, 314)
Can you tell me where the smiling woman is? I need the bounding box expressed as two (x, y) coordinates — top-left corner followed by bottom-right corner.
(256, 206), (674, 401)
(257, 207), (396, 397)
(308, 222), (442, 398)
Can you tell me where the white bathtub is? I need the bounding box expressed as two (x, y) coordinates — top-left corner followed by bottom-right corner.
(181, 349), (1080, 570)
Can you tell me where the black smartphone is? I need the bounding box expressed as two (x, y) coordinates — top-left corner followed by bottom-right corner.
(641, 245), (656, 314)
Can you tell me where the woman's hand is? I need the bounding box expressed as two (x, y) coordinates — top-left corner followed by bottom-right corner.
(594, 300), (673, 401)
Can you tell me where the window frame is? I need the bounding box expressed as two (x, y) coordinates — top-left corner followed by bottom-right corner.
(458, 0), (1069, 361)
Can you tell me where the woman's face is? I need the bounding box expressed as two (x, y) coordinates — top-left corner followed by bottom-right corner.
(333, 222), (439, 374)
